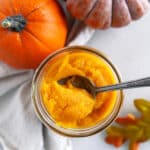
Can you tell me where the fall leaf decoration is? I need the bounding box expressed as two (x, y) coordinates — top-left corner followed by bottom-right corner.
(105, 99), (150, 150)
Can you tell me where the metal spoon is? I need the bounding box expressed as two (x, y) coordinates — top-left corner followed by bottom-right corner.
(58, 75), (150, 98)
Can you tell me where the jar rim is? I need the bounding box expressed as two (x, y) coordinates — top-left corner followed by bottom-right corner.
(31, 45), (124, 137)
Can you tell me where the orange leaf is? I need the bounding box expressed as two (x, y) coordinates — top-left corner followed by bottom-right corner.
(129, 142), (139, 150)
(105, 136), (126, 147)
(116, 114), (137, 126)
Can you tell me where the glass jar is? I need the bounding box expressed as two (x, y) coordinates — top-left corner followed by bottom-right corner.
(31, 46), (124, 137)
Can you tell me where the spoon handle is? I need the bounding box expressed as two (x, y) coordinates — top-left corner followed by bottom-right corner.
(96, 77), (150, 93)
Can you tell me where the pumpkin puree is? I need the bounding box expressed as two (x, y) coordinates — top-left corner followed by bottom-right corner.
(40, 51), (118, 128)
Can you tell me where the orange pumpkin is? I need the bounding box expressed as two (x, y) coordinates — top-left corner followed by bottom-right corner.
(0, 0), (68, 69)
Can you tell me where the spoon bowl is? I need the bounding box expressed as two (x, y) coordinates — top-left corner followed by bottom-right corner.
(58, 75), (97, 98)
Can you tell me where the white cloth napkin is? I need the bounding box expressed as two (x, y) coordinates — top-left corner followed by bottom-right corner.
(0, 10), (95, 150)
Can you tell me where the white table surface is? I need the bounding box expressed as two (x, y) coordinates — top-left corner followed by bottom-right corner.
(71, 12), (150, 150)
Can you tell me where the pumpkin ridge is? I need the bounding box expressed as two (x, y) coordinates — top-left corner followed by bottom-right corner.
(23, 28), (50, 51)
(85, 0), (113, 29)
(124, 0), (133, 19)
(25, 6), (44, 18)
(8, 0), (16, 15)
(112, 0), (115, 26)
(70, 0), (99, 20)
(24, 0), (51, 17)
(125, 0), (147, 20)
(85, 0), (100, 20)
(112, 0), (132, 27)
(111, 0), (113, 27)
(0, 32), (25, 67)
(18, 32), (30, 68)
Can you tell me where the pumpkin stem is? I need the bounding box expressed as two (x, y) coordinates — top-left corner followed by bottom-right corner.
(1, 15), (26, 32)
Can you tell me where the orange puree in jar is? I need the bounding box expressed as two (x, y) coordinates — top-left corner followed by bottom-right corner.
(40, 51), (118, 129)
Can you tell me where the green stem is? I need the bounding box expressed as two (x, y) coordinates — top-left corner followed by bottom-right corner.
(1, 14), (26, 32)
